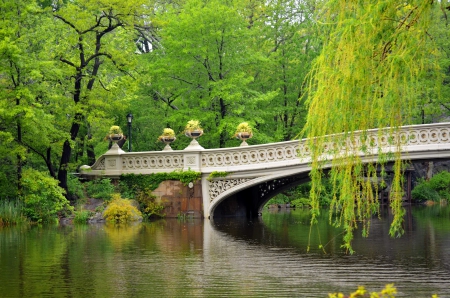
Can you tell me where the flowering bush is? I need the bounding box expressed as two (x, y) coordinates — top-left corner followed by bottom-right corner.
(102, 194), (142, 223)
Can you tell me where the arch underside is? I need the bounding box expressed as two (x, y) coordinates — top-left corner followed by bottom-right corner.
(210, 171), (312, 218)
(208, 158), (450, 219)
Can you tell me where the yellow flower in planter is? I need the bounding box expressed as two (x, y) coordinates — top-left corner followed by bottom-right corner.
(234, 122), (253, 137)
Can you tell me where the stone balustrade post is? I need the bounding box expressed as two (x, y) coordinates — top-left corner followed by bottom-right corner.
(183, 150), (203, 172)
(103, 143), (124, 177)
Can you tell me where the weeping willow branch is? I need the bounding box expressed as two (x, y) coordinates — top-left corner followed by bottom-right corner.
(303, 0), (438, 253)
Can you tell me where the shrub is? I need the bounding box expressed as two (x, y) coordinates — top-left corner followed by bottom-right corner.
(0, 200), (27, 226)
(86, 178), (115, 200)
(21, 169), (73, 223)
(291, 197), (311, 208)
(103, 194), (142, 223)
(412, 179), (440, 202)
(135, 189), (165, 219)
(67, 174), (86, 200)
(266, 193), (290, 206)
(428, 171), (450, 201)
(73, 208), (92, 224)
(412, 171), (450, 203)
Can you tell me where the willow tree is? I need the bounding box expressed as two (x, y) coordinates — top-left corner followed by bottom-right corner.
(303, 1), (440, 252)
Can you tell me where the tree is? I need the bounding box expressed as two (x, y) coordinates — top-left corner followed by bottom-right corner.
(51, 0), (147, 197)
(251, 0), (319, 141)
(140, 0), (277, 149)
(0, 0), (58, 197)
(303, 1), (439, 252)
(420, 2), (450, 123)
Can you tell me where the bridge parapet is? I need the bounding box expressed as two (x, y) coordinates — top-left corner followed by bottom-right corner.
(80, 122), (450, 178)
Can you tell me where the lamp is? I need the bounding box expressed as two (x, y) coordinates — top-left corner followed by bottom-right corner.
(126, 113), (133, 152)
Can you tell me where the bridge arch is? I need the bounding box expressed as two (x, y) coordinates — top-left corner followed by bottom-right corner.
(207, 166), (314, 218)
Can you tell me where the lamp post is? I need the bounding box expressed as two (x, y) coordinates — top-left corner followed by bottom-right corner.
(126, 113), (133, 152)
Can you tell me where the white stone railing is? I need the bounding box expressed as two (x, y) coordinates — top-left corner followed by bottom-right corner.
(80, 122), (450, 177)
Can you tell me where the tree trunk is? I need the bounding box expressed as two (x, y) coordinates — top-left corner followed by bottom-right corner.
(58, 120), (80, 200)
(16, 120), (22, 194)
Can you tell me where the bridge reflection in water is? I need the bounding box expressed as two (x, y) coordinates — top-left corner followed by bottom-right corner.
(1, 207), (449, 297)
(81, 123), (450, 219)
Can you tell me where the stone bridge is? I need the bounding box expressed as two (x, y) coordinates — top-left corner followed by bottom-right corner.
(80, 123), (450, 218)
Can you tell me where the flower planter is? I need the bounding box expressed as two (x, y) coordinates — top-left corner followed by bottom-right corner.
(160, 136), (176, 151)
(237, 132), (252, 146)
(185, 130), (203, 138)
(109, 134), (123, 141)
(184, 130), (204, 150)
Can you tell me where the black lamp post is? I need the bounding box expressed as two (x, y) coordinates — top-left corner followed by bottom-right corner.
(126, 113), (133, 152)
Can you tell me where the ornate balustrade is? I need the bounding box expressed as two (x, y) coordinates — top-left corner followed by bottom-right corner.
(81, 122), (450, 178)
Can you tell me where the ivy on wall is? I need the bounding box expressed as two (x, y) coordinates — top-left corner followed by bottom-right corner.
(120, 170), (201, 193)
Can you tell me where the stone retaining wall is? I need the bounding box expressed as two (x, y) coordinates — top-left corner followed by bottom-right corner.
(152, 180), (203, 218)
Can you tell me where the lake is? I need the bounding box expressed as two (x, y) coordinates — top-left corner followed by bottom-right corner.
(1, 205), (449, 297)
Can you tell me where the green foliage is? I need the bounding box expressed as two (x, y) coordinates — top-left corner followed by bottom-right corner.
(265, 181), (332, 207)
(412, 179), (441, 202)
(103, 194), (142, 223)
(428, 171), (450, 200)
(141, 0), (279, 149)
(303, 0), (438, 253)
(120, 170), (201, 196)
(85, 178), (115, 200)
(135, 189), (165, 219)
(119, 171), (200, 220)
(0, 200), (27, 226)
(412, 171), (450, 202)
(20, 169), (73, 223)
(67, 174), (86, 200)
(291, 197), (311, 208)
(207, 171), (229, 181)
(266, 194), (290, 205)
(73, 209), (92, 224)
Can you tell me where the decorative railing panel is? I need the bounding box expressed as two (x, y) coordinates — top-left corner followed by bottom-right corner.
(84, 123), (450, 176)
(201, 123), (450, 171)
(201, 142), (300, 170)
(121, 153), (184, 170)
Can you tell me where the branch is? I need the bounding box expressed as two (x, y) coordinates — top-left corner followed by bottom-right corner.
(80, 14), (106, 34)
(59, 57), (77, 68)
(152, 91), (179, 110)
(169, 75), (202, 87)
(54, 15), (80, 34)
(98, 79), (110, 91)
(441, 102), (450, 112)
(83, 52), (111, 67)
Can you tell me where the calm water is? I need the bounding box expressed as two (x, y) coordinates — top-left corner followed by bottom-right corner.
(1, 206), (450, 297)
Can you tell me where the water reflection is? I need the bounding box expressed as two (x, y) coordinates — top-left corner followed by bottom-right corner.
(0, 206), (449, 297)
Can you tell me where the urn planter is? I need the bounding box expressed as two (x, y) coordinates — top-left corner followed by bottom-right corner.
(184, 130), (204, 150)
(160, 136), (176, 151)
(236, 132), (252, 146)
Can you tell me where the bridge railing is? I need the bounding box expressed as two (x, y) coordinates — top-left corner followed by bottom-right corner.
(80, 122), (450, 177)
